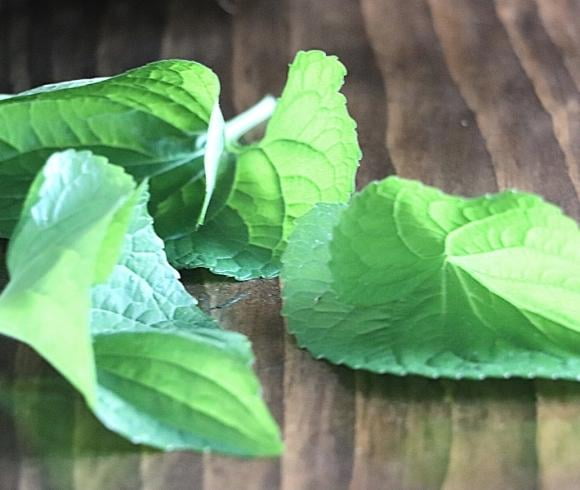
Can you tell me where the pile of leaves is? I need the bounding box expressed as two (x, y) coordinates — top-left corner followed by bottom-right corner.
(0, 51), (360, 456)
(0, 50), (579, 458)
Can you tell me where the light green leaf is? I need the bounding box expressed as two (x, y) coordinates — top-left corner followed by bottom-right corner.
(0, 60), (219, 237)
(165, 50), (362, 280)
(0, 150), (282, 456)
(281, 177), (580, 380)
(198, 103), (226, 226)
(89, 188), (216, 336)
(94, 325), (282, 456)
(0, 150), (137, 404)
(91, 185), (281, 455)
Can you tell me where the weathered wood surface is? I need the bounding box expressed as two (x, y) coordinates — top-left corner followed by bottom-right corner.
(1, 0), (580, 488)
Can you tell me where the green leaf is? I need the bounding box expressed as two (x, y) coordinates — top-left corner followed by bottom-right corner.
(165, 50), (362, 280)
(0, 60), (219, 237)
(89, 188), (217, 336)
(90, 183), (282, 455)
(0, 150), (282, 456)
(281, 177), (580, 381)
(94, 325), (282, 456)
(0, 150), (137, 404)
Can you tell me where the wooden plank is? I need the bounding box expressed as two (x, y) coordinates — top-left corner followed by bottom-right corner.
(491, 5), (580, 490)
(361, 0), (497, 195)
(157, 4), (237, 488)
(350, 374), (451, 490)
(496, 0), (580, 206)
(161, 0), (235, 115)
(199, 277), (283, 490)
(536, 0), (580, 92)
(536, 380), (580, 490)
(286, 0), (394, 186)
(97, 0), (165, 76)
(429, 0), (579, 214)
(283, 338), (355, 490)
(0, 0), (580, 488)
(442, 381), (538, 490)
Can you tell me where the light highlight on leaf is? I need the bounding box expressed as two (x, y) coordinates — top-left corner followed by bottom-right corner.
(198, 103), (226, 227)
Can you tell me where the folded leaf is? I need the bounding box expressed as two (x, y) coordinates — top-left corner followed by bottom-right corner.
(198, 103), (227, 226)
(0, 150), (282, 456)
(281, 177), (580, 380)
(165, 50), (362, 279)
(0, 60), (219, 237)
(0, 150), (136, 402)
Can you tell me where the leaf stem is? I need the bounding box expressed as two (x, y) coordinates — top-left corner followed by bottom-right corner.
(224, 95), (277, 143)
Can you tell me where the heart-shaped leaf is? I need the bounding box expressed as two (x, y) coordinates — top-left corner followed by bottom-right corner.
(282, 177), (580, 380)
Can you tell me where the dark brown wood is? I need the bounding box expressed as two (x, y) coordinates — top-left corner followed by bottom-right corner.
(1, 0), (580, 488)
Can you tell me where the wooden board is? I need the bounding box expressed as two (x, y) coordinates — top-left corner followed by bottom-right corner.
(1, 0), (580, 488)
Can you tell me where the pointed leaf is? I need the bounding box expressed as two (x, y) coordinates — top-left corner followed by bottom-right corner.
(0, 150), (136, 403)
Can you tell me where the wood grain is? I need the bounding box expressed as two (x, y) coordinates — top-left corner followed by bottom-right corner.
(1, 0), (580, 489)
